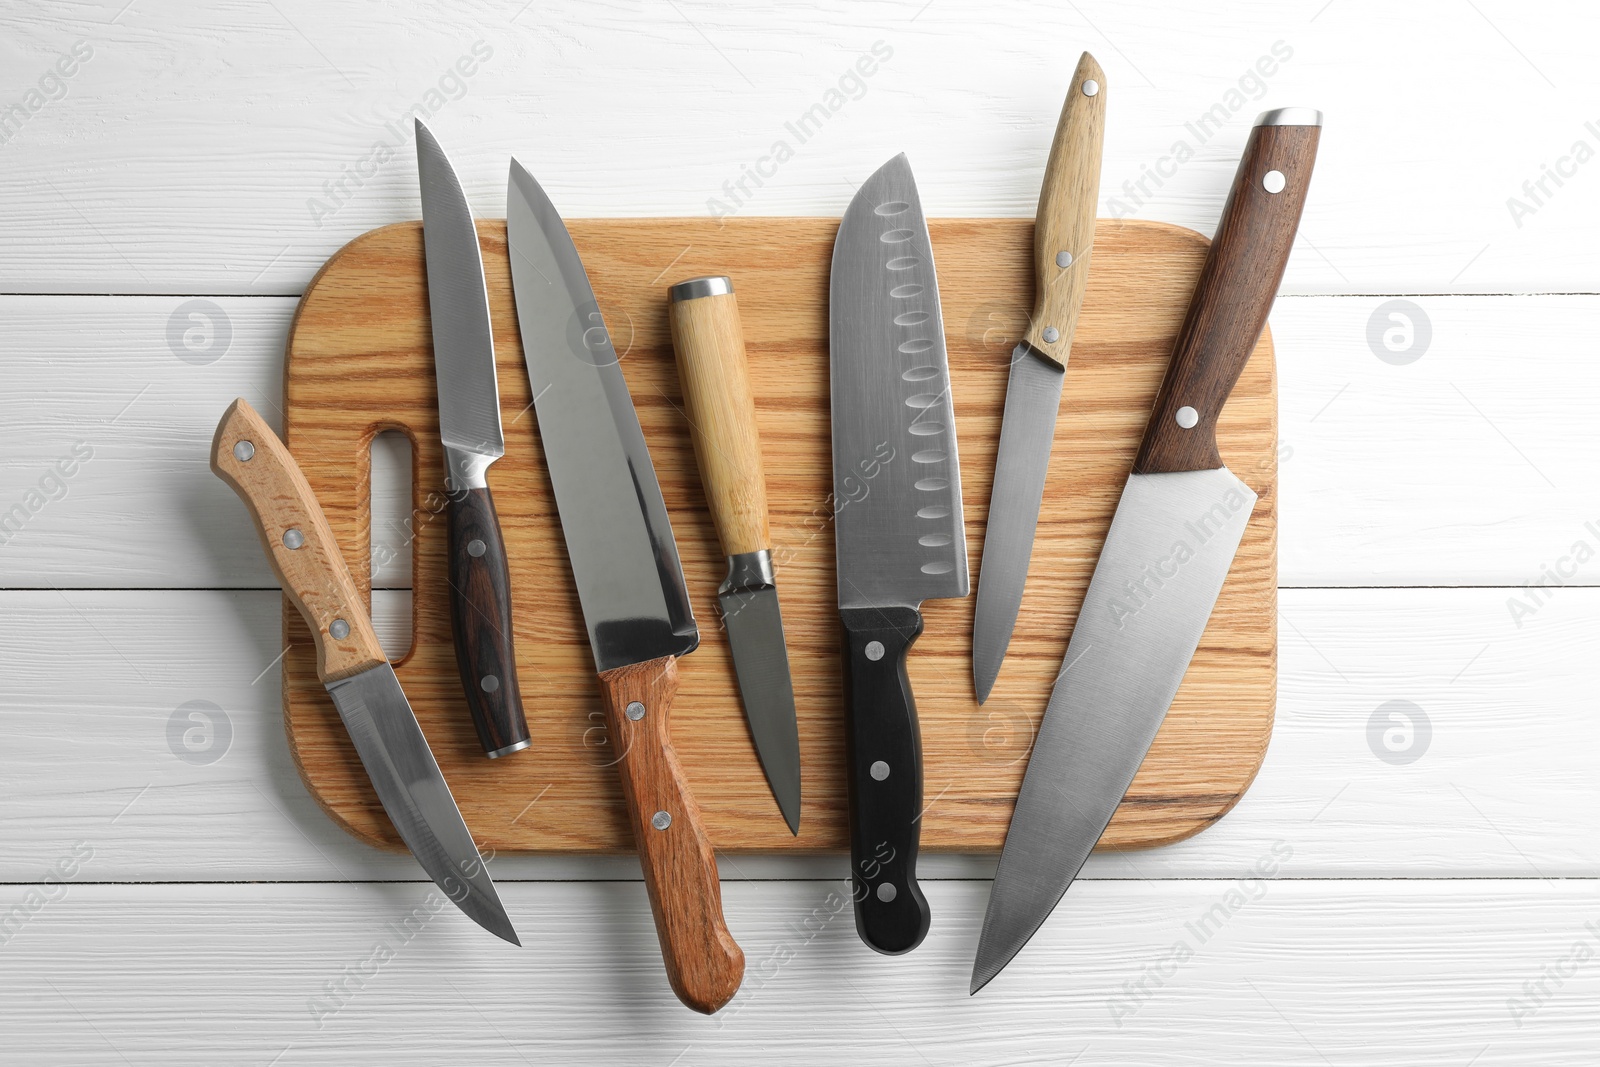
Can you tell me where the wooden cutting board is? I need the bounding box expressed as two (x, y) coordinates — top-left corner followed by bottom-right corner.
(281, 216), (1276, 855)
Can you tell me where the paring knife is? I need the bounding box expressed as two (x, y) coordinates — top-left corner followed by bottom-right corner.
(973, 52), (1106, 704)
(972, 108), (1322, 994)
(415, 119), (530, 759)
(667, 276), (802, 835)
(830, 153), (969, 955)
(210, 398), (519, 946)
(507, 160), (744, 1013)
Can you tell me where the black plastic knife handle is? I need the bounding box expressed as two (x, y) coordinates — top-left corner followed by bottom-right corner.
(840, 604), (931, 954)
(446, 485), (530, 758)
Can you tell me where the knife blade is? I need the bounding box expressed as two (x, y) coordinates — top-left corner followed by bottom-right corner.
(972, 108), (1321, 994)
(507, 160), (744, 1014)
(830, 153), (968, 955)
(667, 275), (802, 835)
(973, 52), (1106, 704)
(210, 398), (519, 946)
(415, 119), (530, 760)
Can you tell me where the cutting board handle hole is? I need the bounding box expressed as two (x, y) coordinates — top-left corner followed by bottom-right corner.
(369, 429), (415, 661)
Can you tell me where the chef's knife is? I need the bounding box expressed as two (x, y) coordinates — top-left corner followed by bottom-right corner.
(972, 108), (1321, 993)
(507, 161), (744, 1014)
(830, 153), (968, 955)
(668, 276), (802, 835)
(210, 398), (519, 946)
(973, 52), (1106, 704)
(416, 119), (530, 759)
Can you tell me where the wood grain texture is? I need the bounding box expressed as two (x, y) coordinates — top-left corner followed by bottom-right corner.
(669, 285), (770, 556)
(1022, 51), (1105, 363)
(209, 399), (385, 683)
(444, 485), (529, 756)
(1137, 121), (1318, 475)
(278, 215), (1277, 855)
(596, 655), (744, 1013)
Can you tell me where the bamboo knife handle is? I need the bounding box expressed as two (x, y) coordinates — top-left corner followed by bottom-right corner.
(667, 276), (770, 556)
(597, 656), (745, 1014)
(210, 398), (386, 683)
(1021, 51), (1106, 364)
(1135, 109), (1321, 474)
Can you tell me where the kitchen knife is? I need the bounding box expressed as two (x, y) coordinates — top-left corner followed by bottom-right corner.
(830, 153), (968, 955)
(210, 398), (519, 946)
(973, 52), (1106, 704)
(507, 160), (744, 1013)
(667, 275), (802, 835)
(972, 108), (1321, 994)
(415, 119), (530, 759)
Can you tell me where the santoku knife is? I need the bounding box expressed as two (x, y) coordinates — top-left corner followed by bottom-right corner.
(830, 153), (968, 955)
(507, 160), (744, 1013)
(211, 398), (519, 946)
(668, 275), (802, 835)
(972, 108), (1321, 993)
(973, 52), (1106, 704)
(415, 119), (530, 759)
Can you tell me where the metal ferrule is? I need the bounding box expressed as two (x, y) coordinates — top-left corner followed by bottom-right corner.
(1254, 107), (1322, 128)
(720, 549), (775, 595)
(668, 275), (733, 304)
(444, 446), (495, 491)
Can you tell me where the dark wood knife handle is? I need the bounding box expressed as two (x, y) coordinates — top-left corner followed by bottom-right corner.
(598, 656), (744, 1014)
(839, 605), (930, 955)
(1134, 112), (1321, 475)
(446, 486), (530, 757)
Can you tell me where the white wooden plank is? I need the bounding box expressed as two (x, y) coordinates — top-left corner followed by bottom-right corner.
(0, 1), (1595, 295)
(3, 293), (1596, 588)
(0, 879), (1593, 1063)
(0, 585), (1594, 882)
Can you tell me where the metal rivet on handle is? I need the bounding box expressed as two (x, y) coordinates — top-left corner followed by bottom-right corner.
(467, 539), (486, 557)
(1055, 250), (1073, 269)
(1176, 406), (1199, 429)
(1263, 169), (1286, 194)
(877, 882), (898, 902)
(1042, 326), (1060, 344)
(329, 619), (350, 640)
(480, 675), (499, 693)
(870, 760), (890, 781)
(283, 528), (304, 550)
(625, 701), (645, 721)
(651, 811), (672, 831)
(1081, 79), (1099, 97)
(864, 640), (885, 661)
(233, 440), (255, 462)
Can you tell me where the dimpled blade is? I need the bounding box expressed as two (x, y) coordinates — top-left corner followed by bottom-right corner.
(830, 153), (968, 611)
(972, 468), (1255, 993)
(327, 663), (518, 945)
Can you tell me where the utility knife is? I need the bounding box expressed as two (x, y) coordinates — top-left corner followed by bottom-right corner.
(830, 153), (969, 954)
(416, 119), (530, 759)
(507, 160), (744, 1013)
(211, 398), (519, 945)
(668, 275), (802, 835)
(973, 52), (1106, 704)
(972, 108), (1322, 994)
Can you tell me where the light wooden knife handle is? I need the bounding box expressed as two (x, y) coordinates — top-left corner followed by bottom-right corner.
(667, 276), (770, 556)
(597, 655), (745, 1014)
(1021, 51), (1106, 364)
(210, 398), (386, 683)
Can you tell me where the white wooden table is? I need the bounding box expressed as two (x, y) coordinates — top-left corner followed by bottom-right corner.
(2, 1), (1597, 1061)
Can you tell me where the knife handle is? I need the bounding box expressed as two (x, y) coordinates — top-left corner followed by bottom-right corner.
(1135, 109), (1321, 475)
(1022, 51), (1106, 365)
(446, 486), (531, 758)
(839, 605), (930, 955)
(209, 398), (386, 684)
(667, 276), (770, 556)
(597, 655), (745, 1014)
